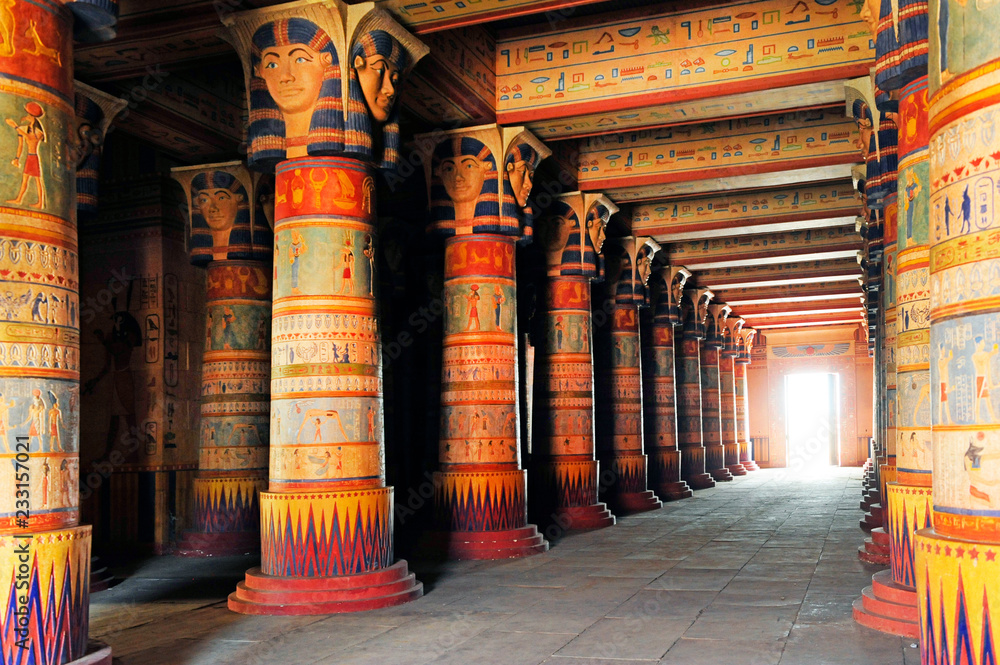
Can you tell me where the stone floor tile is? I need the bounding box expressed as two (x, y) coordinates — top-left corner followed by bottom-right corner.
(660, 637), (785, 665)
(555, 617), (693, 660)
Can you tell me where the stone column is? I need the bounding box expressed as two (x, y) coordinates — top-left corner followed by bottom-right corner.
(675, 288), (716, 490)
(418, 124), (550, 558)
(532, 192), (616, 529)
(222, 0), (428, 613)
(73, 82), (126, 220)
(703, 303), (734, 482)
(915, 0), (1000, 659)
(643, 265), (693, 500)
(721, 316), (746, 477)
(594, 237), (663, 514)
(736, 327), (759, 471)
(170, 162), (272, 556)
(0, 0), (118, 662)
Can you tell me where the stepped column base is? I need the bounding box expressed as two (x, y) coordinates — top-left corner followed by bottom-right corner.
(421, 526), (549, 560)
(536, 460), (615, 531)
(656, 481), (693, 501)
(852, 569), (918, 638)
(709, 467), (734, 482)
(229, 561), (423, 615)
(600, 454), (663, 515)
(178, 475), (265, 556)
(727, 463), (748, 476)
(857, 527), (891, 566)
(686, 473), (717, 490)
(553, 504), (616, 531)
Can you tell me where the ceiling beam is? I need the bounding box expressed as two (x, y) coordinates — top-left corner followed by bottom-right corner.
(693, 257), (863, 289)
(667, 225), (863, 270)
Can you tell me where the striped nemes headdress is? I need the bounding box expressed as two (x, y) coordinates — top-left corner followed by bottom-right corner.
(503, 143), (542, 241)
(429, 137), (501, 236)
(74, 93), (104, 218)
(348, 30), (409, 171)
(249, 18), (344, 171)
(189, 171), (257, 266)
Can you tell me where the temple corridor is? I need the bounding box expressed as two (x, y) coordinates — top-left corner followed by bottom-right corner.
(90, 468), (915, 665)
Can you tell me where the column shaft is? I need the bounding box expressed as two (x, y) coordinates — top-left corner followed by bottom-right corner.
(676, 335), (715, 490)
(701, 343), (731, 482)
(720, 354), (745, 476)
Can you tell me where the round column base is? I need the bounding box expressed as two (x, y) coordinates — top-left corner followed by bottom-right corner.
(860, 504), (884, 533)
(609, 490), (662, 515)
(90, 556), (115, 593)
(229, 560), (423, 615)
(68, 643), (113, 665)
(743, 460), (760, 471)
(852, 569), (918, 638)
(553, 503), (616, 531)
(916, 527), (1000, 664)
(709, 467), (734, 482)
(176, 529), (260, 557)
(686, 473), (717, 490)
(420, 525), (549, 560)
(857, 527), (891, 565)
(726, 463), (748, 476)
(656, 481), (693, 501)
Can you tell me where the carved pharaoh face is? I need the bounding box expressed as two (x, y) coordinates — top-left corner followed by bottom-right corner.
(586, 206), (607, 254)
(194, 188), (243, 232)
(353, 52), (400, 123)
(436, 155), (488, 204)
(72, 120), (99, 167)
(637, 254), (652, 285)
(859, 0), (880, 39)
(505, 158), (534, 208)
(256, 43), (332, 116)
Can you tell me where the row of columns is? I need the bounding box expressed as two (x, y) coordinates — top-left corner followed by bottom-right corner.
(852, 0), (1000, 660)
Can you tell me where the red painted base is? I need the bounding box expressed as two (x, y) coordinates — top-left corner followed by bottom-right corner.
(176, 529), (259, 557)
(857, 528), (891, 565)
(851, 569), (918, 638)
(68, 643), (112, 665)
(742, 460), (760, 471)
(687, 473), (717, 490)
(656, 481), (693, 501)
(709, 467), (734, 482)
(610, 490), (663, 515)
(554, 503), (616, 530)
(423, 525), (549, 560)
(228, 560), (423, 615)
(726, 463), (748, 476)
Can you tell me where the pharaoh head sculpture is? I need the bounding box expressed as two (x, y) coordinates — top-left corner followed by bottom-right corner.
(430, 136), (498, 233)
(74, 82), (126, 218)
(173, 162), (272, 266)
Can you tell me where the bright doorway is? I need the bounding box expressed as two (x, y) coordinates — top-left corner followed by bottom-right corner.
(785, 372), (840, 469)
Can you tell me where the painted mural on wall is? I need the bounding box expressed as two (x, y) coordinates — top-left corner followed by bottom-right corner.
(577, 110), (860, 188)
(496, 0), (873, 122)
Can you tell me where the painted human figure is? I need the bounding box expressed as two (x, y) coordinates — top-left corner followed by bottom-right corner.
(960, 186), (972, 234)
(340, 233), (355, 295)
(938, 343), (954, 425)
(19, 389), (45, 452)
(965, 434), (1000, 505)
(972, 337), (998, 423)
(41, 459), (49, 507)
(7, 102), (46, 209)
(362, 234), (375, 296)
(904, 169), (922, 241)
(221, 306), (237, 350)
(366, 404), (375, 440)
(46, 390), (63, 452)
(289, 230), (307, 294)
(554, 315), (565, 350)
(492, 285), (505, 330)
(465, 284), (481, 331)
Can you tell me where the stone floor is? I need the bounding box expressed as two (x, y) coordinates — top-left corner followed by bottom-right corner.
(92, 467), (919, 665)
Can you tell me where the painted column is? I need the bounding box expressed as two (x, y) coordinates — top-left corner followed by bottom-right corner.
(915, 0), (1000, 659)
(643, 265), (693, 500)
(721, 316), (746, 477)
(737, 327), (759, 471)
(533, 193), (616, 529)
(702, 303), (733, 482)
(73, 82), (125, 221)
(675, 288), (716, 490)
(170, 162), (272, 556)
(419, 124), (550, 558)
(594, 236), (663, 514)
(222, 0), (429, 613)
(0, 0), (118, 662)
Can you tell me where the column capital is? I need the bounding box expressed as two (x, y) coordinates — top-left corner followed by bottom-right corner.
(603, 236), (660, 308)
(738, 327), (757, 365)
(682, 287), (713, 340)
(723, 316), (745, 358)
(706, 303), (731, 350)
(222, 0), (429, 171)
(171, 161), (272, 266)
(648, 265), (690, 328)
(73, 81), (127, 217)
(417, 123), (551, 239)
(67, 0), (120, 42)
(537, 191), (615, 279)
